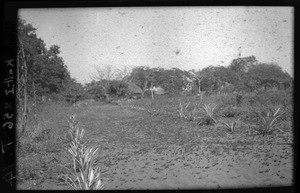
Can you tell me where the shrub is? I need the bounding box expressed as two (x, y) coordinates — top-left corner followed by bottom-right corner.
(85, 83), (107, 101)
(106, 80), (130, 98)
(61, 81), (88, 103)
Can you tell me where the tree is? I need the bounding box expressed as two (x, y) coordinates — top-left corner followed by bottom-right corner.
(32, 45), (71, 95)
(195, 66), (222, 94)
(18, 19), (46, 58)
(61, 79), (87, 103)
(162, 68), (190, 94)
(127, 66), (154, 97)
(18, 18), (72, 97)
(227, 56), (259, 92)
(85, 80), (107, 101)
(190, 68), (211, 94)
(106, 80), (130, 98)
(229, 55), (258, 73)
(115, 65), (133, 82)
(91, 64), (119, 99)
(247, 63), (293, 90)
(17, 18), (74, 134)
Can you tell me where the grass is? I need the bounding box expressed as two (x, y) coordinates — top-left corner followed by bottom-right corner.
(17, 100), (73, 187)
(120, 92), (292, 136)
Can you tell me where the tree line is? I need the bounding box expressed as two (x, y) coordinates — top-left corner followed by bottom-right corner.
(89, 56), (292, 100)
(18, 18), (293, 106)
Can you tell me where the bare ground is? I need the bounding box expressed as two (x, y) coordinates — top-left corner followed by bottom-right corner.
(18, 102), (293, 190)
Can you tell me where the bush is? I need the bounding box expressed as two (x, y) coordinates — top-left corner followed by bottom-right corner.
(59, 80), (89, 103)
(107, 80), (130, 98)
(248, 90), (292, 107)
(85, 82), (107, 101)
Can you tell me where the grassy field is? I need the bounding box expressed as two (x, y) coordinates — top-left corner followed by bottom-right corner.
(17, 90), (294, 190)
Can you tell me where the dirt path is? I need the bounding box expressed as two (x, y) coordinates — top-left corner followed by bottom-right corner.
(97, 144), (292, 189)
(30, 103), (293, 190)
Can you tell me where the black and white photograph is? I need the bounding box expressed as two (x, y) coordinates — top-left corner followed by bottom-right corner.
(14, 6), (293, 190)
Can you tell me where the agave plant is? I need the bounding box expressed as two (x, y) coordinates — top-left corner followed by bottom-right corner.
(256, 107), (283, 135)
(178, 101), (190, 119)
(63, 114), (104, 190)
(202, 103), (218, 124)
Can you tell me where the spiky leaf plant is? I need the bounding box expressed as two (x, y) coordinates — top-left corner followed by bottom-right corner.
(63, 114), (104, 190)
(202, 103), (218, 124)
(179, 101), (191, 119)
(255, 107), (283, 135)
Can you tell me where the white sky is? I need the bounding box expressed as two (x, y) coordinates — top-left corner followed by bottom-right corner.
(19, 7), (294, 84)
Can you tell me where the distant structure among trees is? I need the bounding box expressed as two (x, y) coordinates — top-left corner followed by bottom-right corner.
(18, 18), (293, 105)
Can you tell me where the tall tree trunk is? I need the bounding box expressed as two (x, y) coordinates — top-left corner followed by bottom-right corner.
(18, 37), (28, 135)
(142, 79), (148, 97)
(197, 78), (201, 94)
(150, 82), (154, 100)
(33, 81), (37, 121)
(196, 78), (204, 103)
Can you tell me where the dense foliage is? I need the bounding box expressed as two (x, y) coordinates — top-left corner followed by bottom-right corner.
(18, 18), (86, 103)
(123, 56), (292, 96)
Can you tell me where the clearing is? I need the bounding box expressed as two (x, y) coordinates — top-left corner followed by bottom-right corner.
(18, 100), (293, 190)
